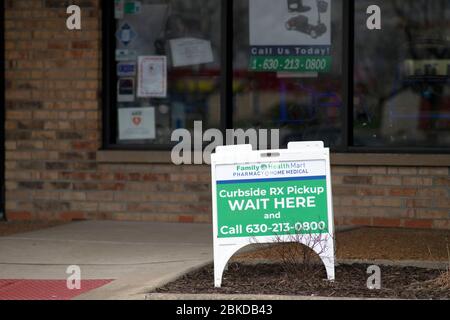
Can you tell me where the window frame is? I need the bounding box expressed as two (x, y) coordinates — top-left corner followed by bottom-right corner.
(102, 0), (229, 151)
(101, 0), (450, 154)
(1, 4), (5, 220)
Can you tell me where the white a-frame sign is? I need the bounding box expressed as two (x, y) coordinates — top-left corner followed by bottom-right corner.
(210, 142), (335, 287)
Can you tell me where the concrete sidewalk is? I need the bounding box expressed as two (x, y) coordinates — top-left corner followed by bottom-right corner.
(0, 221), (213, 300)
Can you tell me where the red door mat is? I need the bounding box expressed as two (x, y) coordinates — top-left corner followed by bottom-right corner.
(0, 279), (113, 300)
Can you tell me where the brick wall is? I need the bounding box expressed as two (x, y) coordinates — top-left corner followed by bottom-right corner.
(5, 0), (102, 221)
(332, 166), (450, 230)
(4, 1), (450, 229)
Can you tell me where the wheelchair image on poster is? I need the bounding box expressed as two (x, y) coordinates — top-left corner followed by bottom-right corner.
(285, 0), (329, 39)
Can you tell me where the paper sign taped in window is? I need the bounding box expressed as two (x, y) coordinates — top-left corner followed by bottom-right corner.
(124, 1), (142, 14)
(169, 38), (214, 67)
(118, 107), (156, 140)
(117, 78), (135, 102)
(116, 22), (137, 46)
(115, 0), (124, 19)
(137, 56), (167, 98)
(116, 49), (137, 61)
(117, 62), (136, 77)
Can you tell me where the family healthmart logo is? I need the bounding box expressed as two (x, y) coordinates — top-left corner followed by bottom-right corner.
(171, 121), (279, 165)
(234, 162), (309, 178)
(237, 163), (294, 172)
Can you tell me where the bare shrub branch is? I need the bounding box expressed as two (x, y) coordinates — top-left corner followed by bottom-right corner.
(251, 226), (334, 277)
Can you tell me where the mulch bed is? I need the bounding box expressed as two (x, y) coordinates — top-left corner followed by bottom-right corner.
(234, 227), (450, 262)
(155, 263), (450, 299)
(335, 227), (450, 261)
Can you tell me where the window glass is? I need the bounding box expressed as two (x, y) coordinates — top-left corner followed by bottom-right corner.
(354, 0), (450, 148)
(114, 0), (221, 146)
(233, 0), (343, 148)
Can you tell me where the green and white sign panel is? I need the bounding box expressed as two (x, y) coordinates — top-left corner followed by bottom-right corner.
(211, 142), (335, 287)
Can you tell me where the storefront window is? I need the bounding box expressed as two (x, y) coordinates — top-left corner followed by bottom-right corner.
(104, 0), (450, 152)
(113, 0), (222, 147)
(232, 0), (344, 148)
(354, 0), (450, 148)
